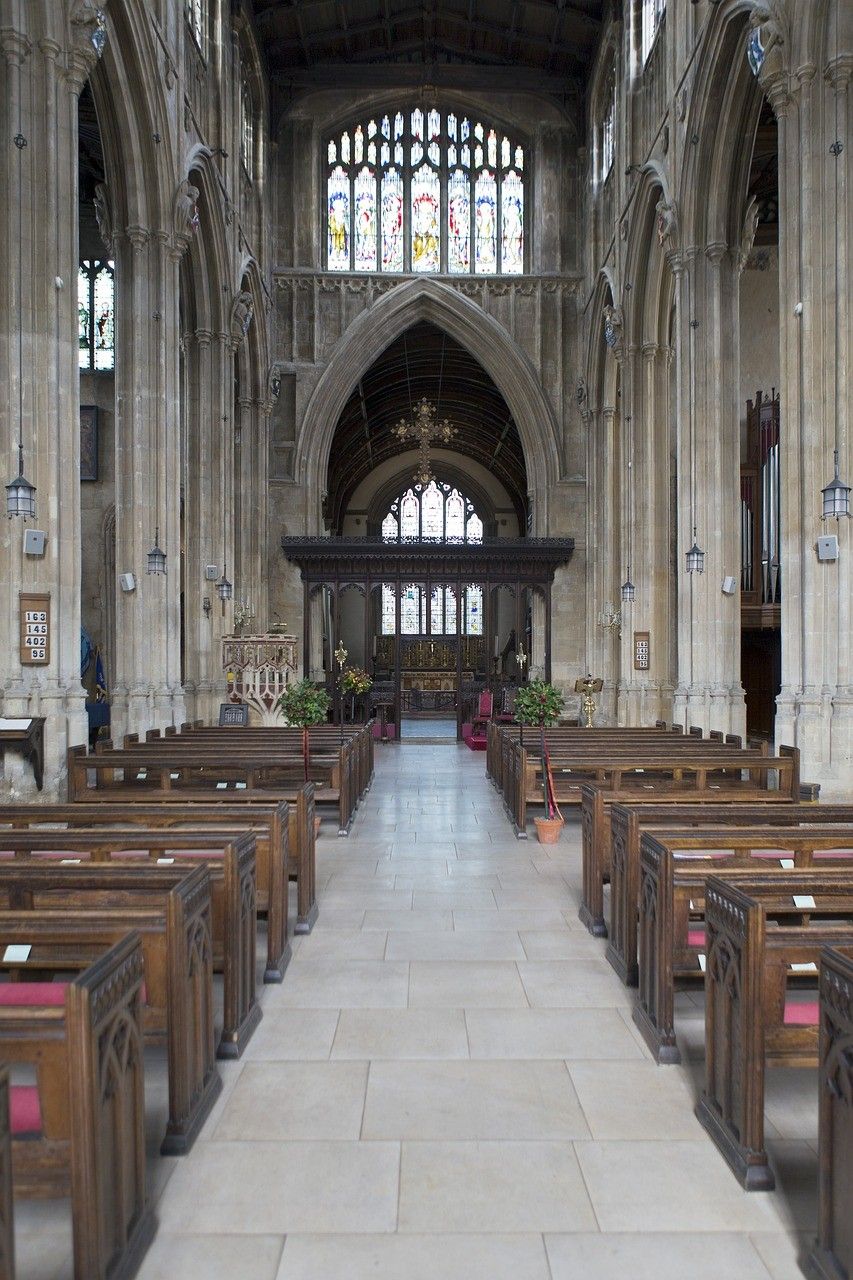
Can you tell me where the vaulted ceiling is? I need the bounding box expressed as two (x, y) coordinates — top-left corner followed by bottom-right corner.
(252, 0), (604, 98)
(325, 320), (527, 531)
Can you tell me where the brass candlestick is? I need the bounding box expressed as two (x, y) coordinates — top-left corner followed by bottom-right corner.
(574, 673), (604, 728)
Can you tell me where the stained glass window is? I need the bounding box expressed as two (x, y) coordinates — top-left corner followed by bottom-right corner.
(325, 108), (525, 273)
(380, 482), (483, 545)
(354, 167), (377, 270)
(411, 165), (440, 272)
(381, 169), (404, 271)
(474, 170), (497, 274)
(381, 579), (484, 637)
(501, 171), (524, 275)
(600, 72), (616, 181)
(78, 260), (115, 372)
(448, 170), (470, 274)
(327, 167), (350, 269)
(465, 585), (483, 635)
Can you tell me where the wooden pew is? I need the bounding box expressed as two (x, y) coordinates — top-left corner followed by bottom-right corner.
(695, 873), (853, 1189)
(0, 799), (293, 975)
(633, 828), (853, 1063)
(70, 737), (356, 836)
(508, 740), (790, 838)
(485, 721), (687, 791)
(52, 778), (315, 931)
(0, 932), (156, 1279)
(601, 799), (853, 982)
(0, 869), (222, 1154)
(809, 946), (853, 1280)
(576, 749), (801, 931)
(0, 1067), (12, 1280)
(0, 827), (260, 1058)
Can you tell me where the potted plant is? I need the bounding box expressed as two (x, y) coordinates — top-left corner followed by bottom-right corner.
(513, 679), (565, 843)
(339, 665), (373, 725)
(275, 680), (331, 783)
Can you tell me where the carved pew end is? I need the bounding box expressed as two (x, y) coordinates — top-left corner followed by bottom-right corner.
(694, 1097), (776, 1192)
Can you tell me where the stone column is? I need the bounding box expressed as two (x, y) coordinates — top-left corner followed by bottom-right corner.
(671, 247), (746, 737)
(769, 54), (852, 793)
(110, 223), (187, 738)
(0, 7), (99, 797)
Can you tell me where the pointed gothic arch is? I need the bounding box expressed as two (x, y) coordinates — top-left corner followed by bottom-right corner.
(296, 278), (561, 534)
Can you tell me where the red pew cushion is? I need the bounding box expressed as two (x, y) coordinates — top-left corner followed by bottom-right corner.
(687, 927), (706, 948)
(783, 1000), (819, 1026)
(0, 982), (68, 1007)
(10, 1085), (42, 1137)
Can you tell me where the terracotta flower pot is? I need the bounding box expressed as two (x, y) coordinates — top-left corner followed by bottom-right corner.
(534, 815), (563, 845)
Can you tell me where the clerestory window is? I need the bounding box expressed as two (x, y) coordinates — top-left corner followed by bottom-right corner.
(326, 108), (525, 275)
(641, 0), (666, 64)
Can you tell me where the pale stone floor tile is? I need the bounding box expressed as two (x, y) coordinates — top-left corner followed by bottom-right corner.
(574, 1139), (797, 1232)
(749, 1232), (814, 1280)
(408, 960), (529, 1007)
(332, 1008), (470, 1059)
(362, 1060), (589, 1140)
(465, 1008), (646, 1060)
(290, 929), (389, 960)
(545, 1232), (774, 1279)
(568, 1060), (706, 1138)
(320, 888), (414, 910)
(213, 1061), (369, 1140)
(453, 908), (572, 931)
(274, 959), (410, 1009)
(518, 960), (636, 1008)
(386, 930), (525, 961)
(137, 1235), (285, 1280)
(518, 929), (608, 960)
(398, 1140), (598, 1233)
(362, 907), (454, 930)
(276, 1233), (551, 1279)
(156, 1140), (400, 1234)
(413, 888), (498, 909)
(241, 1009), (340, 1061)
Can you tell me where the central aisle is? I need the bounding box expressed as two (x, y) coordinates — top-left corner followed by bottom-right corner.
(137, 744), (807, 1278)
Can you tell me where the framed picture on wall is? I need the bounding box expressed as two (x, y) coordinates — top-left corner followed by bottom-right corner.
(80, 405), (98, 481)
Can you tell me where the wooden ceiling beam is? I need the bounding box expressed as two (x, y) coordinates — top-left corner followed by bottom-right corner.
(272, 61), (582, 91)
(253, 0), (600, 29)
(266, 13), (587, 60)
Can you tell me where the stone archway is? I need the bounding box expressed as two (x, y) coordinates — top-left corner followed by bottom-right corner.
(296, 278), (561, 536)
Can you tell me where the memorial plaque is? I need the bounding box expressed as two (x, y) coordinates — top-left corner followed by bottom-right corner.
(19, 594), (51, 666)
(219, 702), (249, 727)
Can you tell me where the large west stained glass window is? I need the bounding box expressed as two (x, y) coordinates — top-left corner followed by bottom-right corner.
(78, 260), (115, 372)
(325, 108), (525, 275)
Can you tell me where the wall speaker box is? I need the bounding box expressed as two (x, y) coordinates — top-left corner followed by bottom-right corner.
(816, 535), (839, 563)
(119, 572), (136, 593)
(721, 576), (737, 595)
(23, 529), (46, 556)
(205, 564), (219, 581)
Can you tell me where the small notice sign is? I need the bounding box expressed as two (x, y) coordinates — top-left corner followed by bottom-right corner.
(19, 594), (51, 666)
(219, 703), (249, 727)
(793, 895), (816, 910)
(3, 944), (32, 963)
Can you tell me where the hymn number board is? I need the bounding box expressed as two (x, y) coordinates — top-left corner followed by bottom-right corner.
(19, 594), (51, 666)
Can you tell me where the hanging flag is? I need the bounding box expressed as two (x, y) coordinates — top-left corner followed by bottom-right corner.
(95, 648), (107, 702)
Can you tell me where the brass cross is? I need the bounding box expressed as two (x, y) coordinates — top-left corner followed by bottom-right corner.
(392, 398), (457, 485)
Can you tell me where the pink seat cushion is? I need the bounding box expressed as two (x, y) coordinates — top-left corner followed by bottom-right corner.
(783, 1000), (820, 1027)
(814, 850), (853, 860)
(752, 849), (794, 859)
(0, 982), (68, 1007)
(687, 927), (706, 948)
(165, 849), (225, 859)
(10, 1085), (42, 1136)
(30, 850), (91, 861)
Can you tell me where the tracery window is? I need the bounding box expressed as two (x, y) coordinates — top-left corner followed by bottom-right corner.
(186, 0), (206, 52)
(599, 73), (616, 182)
(326, 109), (525, 275)
(380, 480), (484, 544)
(380, 583), (482, 636)
(241, 68), (254, 176)
(78, 259), (115, 372)
(641, 0), (666, 64)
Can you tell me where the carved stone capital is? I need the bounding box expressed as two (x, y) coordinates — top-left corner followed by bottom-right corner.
(0, 29), (32, 66)
(67, 0), (107, 91)
(125, 223), (150, 249)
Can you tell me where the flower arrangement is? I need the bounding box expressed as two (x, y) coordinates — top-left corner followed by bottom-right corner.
(339, 666), (373, 696)
(275, 680), (331, 779)
(513, 680), (565, 820)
